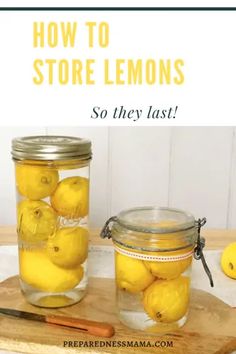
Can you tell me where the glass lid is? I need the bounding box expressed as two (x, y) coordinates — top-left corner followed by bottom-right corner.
(116, 206), (195, 234)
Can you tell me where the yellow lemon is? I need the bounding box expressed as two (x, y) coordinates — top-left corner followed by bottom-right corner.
(148, 220), (178, 228)
(19, 249), (84, 292)
(144, 248), (192, 280)
(115, 252), (155, 293)
(143, 237), (193, 280)
(51, 176), (89, 218)
(17, 200), (57, 242)
(143, 276), (190, 323)
(16, 164), (59, 200)
(221, 242), (236, 279)
(47, 226), (89, 268)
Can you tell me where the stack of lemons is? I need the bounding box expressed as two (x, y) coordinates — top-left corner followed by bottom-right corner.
(16, 164), (89, 293)
(115, 237), (192, 324)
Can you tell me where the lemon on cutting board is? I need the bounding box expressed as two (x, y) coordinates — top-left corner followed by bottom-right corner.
(143, 276), (190, 323)
(51, 176), (89, 218)
(221, 242), (236, 279)
(17, 200), (57, 242)
(47, 226), (89, 268)
(115, 252), (155, 293)
(19, 249), (84, 292)
(16, 164), (59, 200)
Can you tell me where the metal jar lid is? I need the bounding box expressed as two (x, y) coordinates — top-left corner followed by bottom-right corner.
(11, 135), (92, 161)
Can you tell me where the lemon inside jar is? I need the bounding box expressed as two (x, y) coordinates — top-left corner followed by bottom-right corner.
(12, 136), (92, 308)
(114, 242), (192, 329)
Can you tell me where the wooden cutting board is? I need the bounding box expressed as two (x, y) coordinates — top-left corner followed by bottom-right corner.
(0, 276), (236, 354)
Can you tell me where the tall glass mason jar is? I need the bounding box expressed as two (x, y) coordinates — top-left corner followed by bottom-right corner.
(11, 136), (92, 308)
(103, 207), (198, 333)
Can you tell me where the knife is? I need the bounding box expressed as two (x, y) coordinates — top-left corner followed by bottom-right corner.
(0, 308), (115, 338)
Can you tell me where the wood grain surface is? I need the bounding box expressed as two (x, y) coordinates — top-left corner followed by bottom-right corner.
(0, 227), (236, 354)
(0, 276), (235, 354)
(0, 226), (236, 249)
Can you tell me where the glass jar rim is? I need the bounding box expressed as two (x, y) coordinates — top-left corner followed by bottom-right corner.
(115, 206), (195, 234)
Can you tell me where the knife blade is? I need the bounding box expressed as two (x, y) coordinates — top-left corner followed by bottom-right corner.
(0, 308), (115, 338)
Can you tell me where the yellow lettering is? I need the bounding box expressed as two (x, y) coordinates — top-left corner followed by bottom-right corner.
(48, 22), (58, 48)
(61, 22), (77, 47)
(104, 60), (114, 84)
(33, 59), (44, 84)
(33, 22), (44, 48)
(174, 59), (185, 85)
(116, 59), (125, 85)
(146, 60), (156, 85)
(99, 22), (109, 47)
(58, 59), (69, 85)
(86, 22), (96, 48)
(127, 60), (142, 84)
(72, 60), (83, 84)
(159, 60), (171, 84)
(86, 59), (95, 85)
(45, 59), (56, 84)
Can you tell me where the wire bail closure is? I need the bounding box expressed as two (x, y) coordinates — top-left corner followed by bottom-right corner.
(100, 215), (214, 288)
(100, 216), (118, 239)
(194, 218), (214, 287)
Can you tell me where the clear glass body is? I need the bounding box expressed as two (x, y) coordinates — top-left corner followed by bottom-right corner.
(14, 158), (90, 308)
(112, 207), (197, 334)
